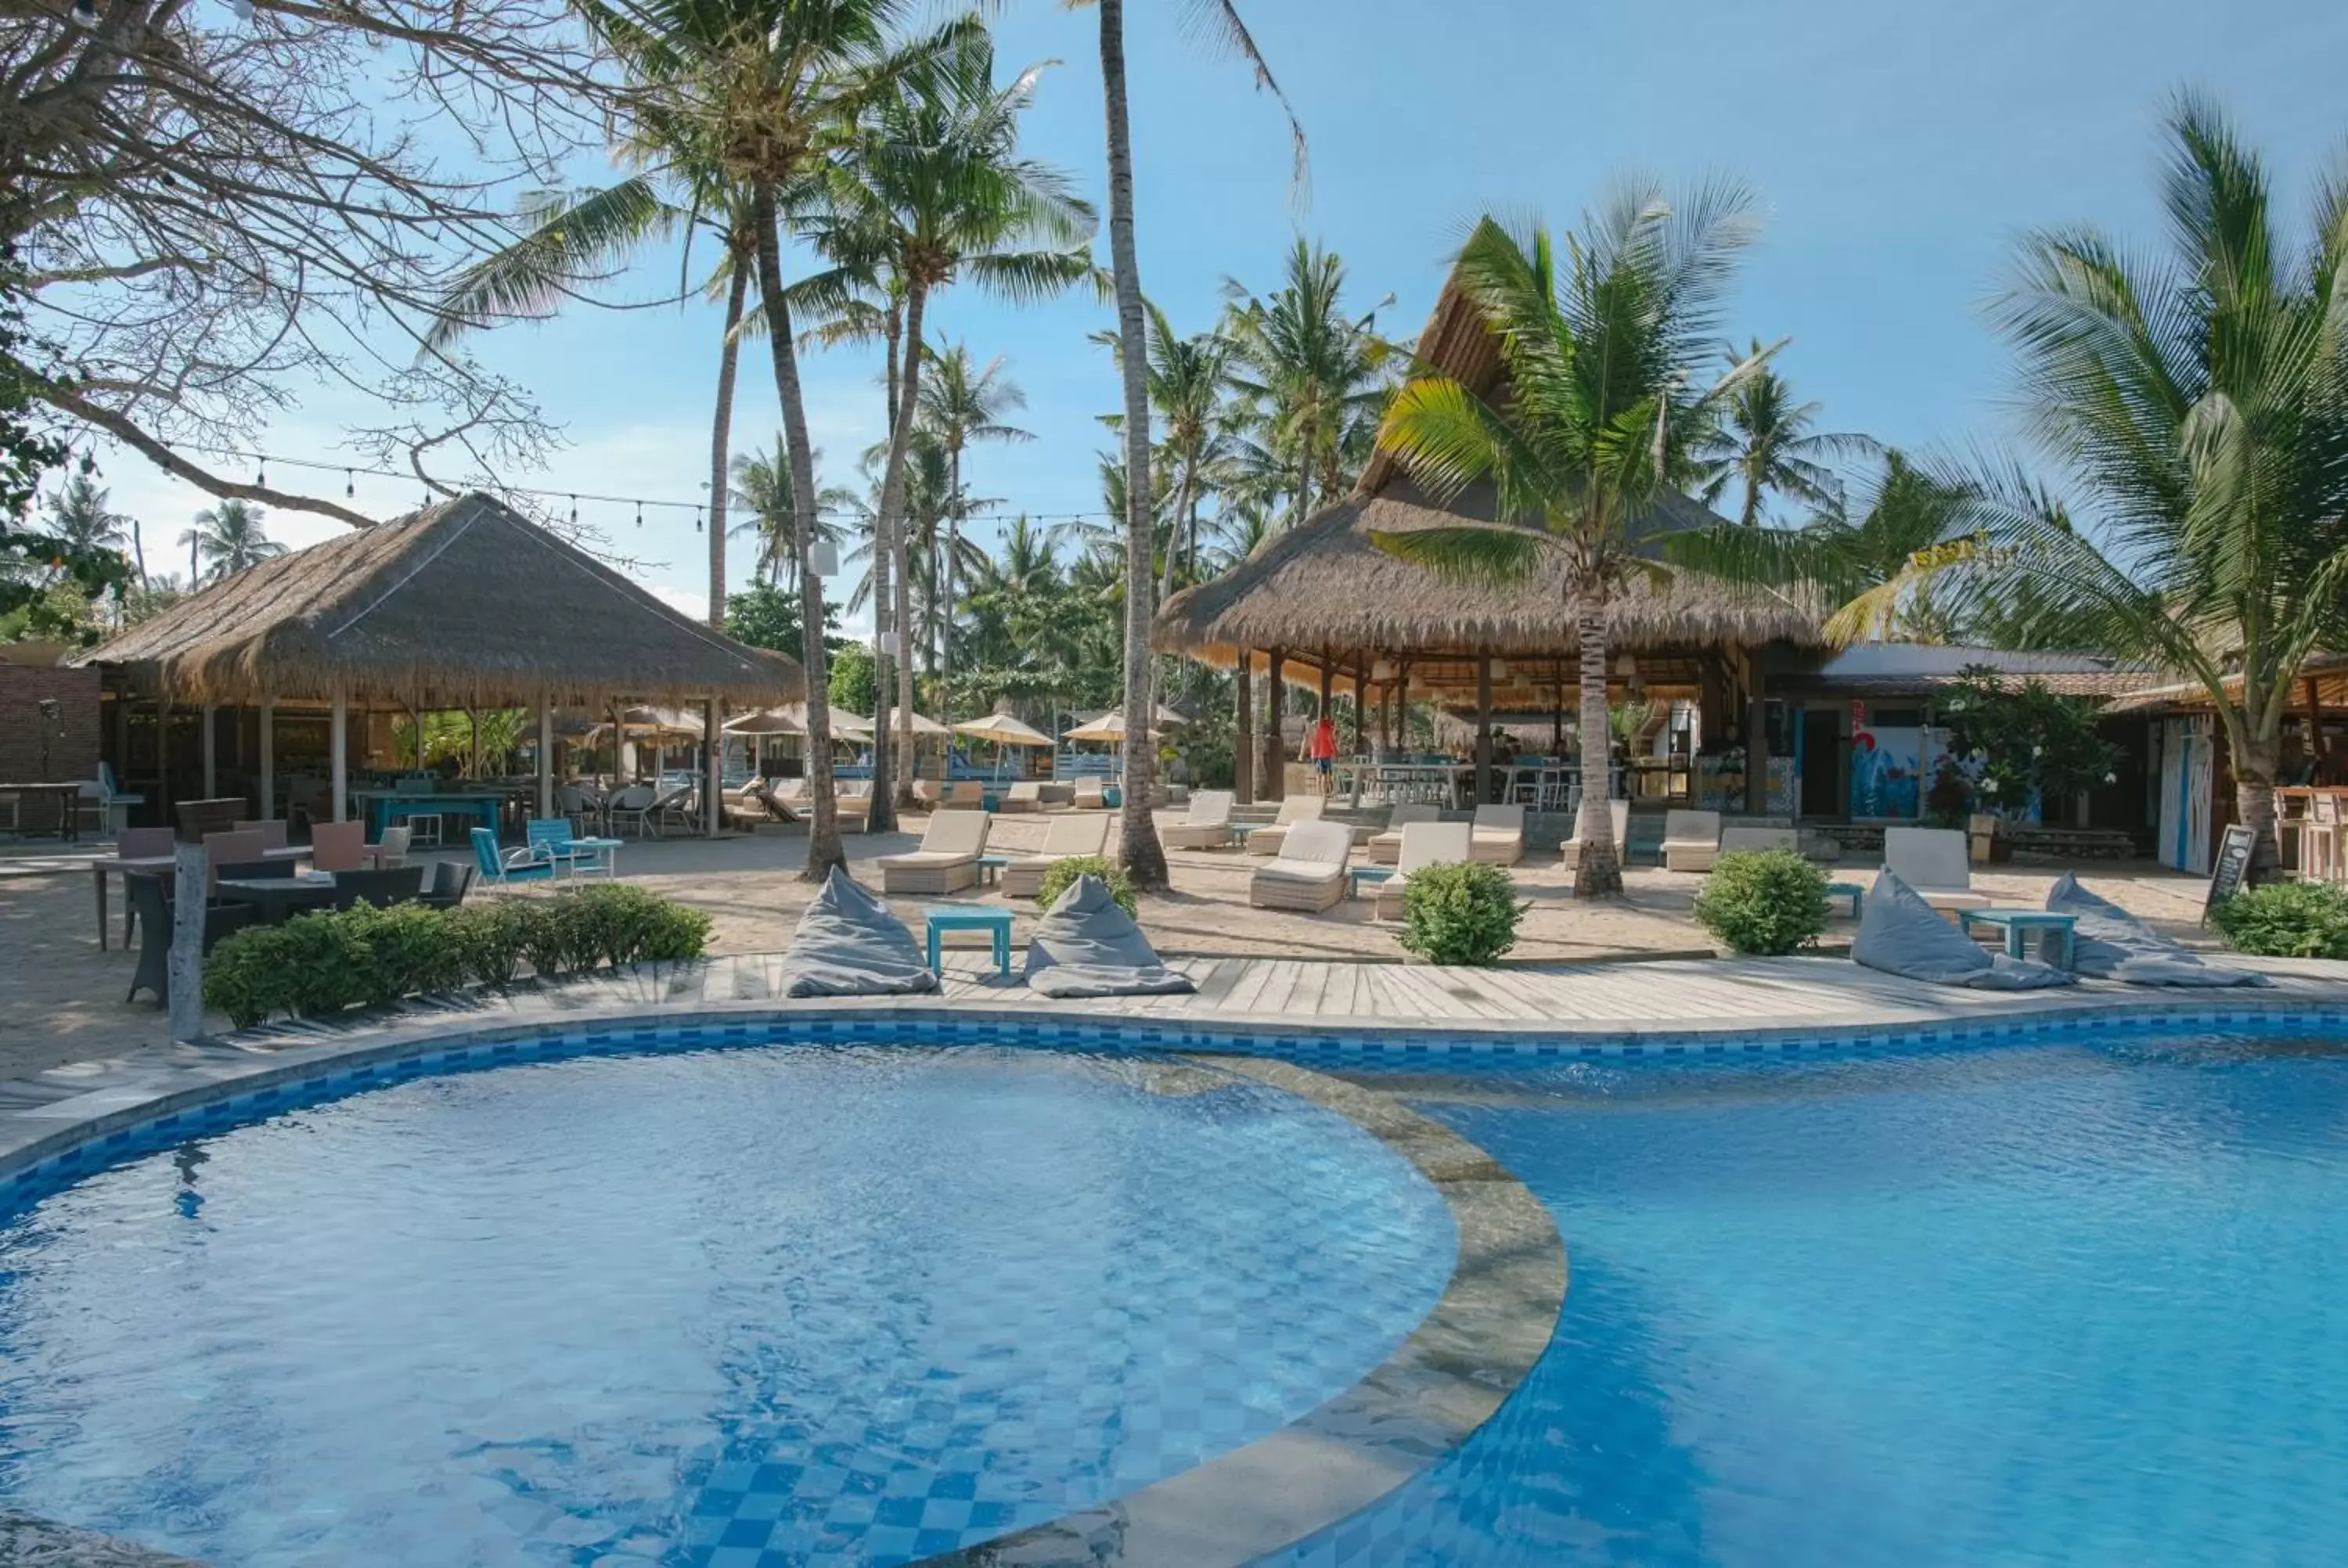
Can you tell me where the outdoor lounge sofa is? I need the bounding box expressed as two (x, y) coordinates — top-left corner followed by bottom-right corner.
(1660, 810), (1724, 872)
(777, 867), (940, 998)
(1002, 812), (1112, 899)
(1468, 803), (1526, 866)
(1882, 826), (1992, 912)
(878, 809), (991, 894)
(1364, 802), (1439, 865)
(1161, 789), (1236, 851)
(1248, 819), (1352, 912)
(1559, 800), (1630, 874)
(1375, 821), (1474, 921)
(1245, 794), (1325, 857)
(1022, 874), (1196, 998)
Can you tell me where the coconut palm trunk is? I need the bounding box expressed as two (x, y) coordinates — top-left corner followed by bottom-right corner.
(1097, 0), (1167, 886)
(752, 182), (842, 882)
(707, 263), (748, 628)
(880, 287), (929, 813)
(867, 475), (899, 835)
(1572, 600), (1622, 897)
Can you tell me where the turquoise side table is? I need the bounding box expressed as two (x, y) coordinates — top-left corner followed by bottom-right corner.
(926, 903), (1014, 978)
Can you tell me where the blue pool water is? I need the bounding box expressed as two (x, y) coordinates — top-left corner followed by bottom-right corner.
(1269, 1030), (2348, 1567)
(0, 1045), (1455, 1566)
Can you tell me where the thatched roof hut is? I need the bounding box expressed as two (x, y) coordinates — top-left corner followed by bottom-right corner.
(1153, 473), (1829, 710)
(76, 491), (801, 707)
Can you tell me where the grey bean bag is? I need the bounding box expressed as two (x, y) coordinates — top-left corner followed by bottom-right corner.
(1024, 874), (1197, 999)
(1853, 869), (2076, 989)
(776, 867), (940, 998)
(2044, 872), (2269, 986)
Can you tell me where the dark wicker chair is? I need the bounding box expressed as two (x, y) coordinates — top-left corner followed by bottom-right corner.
(126, 874), (260, 1005)
(419, 861), (476, 909)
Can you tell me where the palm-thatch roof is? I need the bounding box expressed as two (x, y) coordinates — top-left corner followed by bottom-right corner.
(1154, 473), (1830, 685)
(74, 491), (801, 708)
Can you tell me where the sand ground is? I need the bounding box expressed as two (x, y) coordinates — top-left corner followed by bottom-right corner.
(0, 809), (2228, 1082)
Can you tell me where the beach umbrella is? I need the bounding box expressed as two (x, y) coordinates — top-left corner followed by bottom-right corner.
(723, 709), (802, 735)
(953, 712), (1053, 747)
(884, 708), (953, 738)
(1061, 712), (1134, 743)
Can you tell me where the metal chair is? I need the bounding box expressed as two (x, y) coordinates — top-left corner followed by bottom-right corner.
(471, 826), (554, 883)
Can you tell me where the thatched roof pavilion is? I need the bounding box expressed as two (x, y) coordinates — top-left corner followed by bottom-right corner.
(75, 492), (800, 829)
(80, 491), (799, 708)
(1151, 274), (1831, 804)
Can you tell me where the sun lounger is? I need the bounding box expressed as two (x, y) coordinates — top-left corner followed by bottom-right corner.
(832, 786), (873, 833)
(726, 781), (801, 831)
(1023, 874), (1196, 998)
(1660, 809), (1723, 872)
(1248, 819), (1352, 912)
(1245, 794), (1326, 856)
(1071, 778), (1108, 810)
(1468, 803), (1525, 866)
(942, 781), (988, 811)
(1364, 802), (1439, 865)
(777, 867), (941, 998)
(1002, 812), (1113, 899)
(1719, 825), (1799, 854)
(1882, 826), (1992, 912)
(879, 808), (991, 894)
(1560, 800), (1629, 873)
(1375, 821), (1475, 921)
(910, 779), (942, 807)
(1161, 789), (1236, 851)
(998, 780), (1044, 814)
(1853, 870), (2073, 989)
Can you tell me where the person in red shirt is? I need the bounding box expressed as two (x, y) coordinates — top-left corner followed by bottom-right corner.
(1308, 714), (1338, 791)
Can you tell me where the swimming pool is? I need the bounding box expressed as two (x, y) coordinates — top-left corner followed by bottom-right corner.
(0, 1045), (1457, 1566)
(1273, 1025), (2348, 1566)
(2, 1016), (2346, 1566)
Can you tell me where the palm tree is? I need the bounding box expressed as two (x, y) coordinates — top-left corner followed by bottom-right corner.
(1835, 95), (2348, 872)
(917, 340), (1033, 716)
(1079, 0), (1303, 888)
(45, 474), (131, 559)
(178, 499), (286, 584)
(1374, 193), (1766, 897)
(1692, 340), (1876, 526)
(1223, 238), (1394, 529)
(729, 437), (849, 588)
(819, 37), (1093, 813)
(1665, 448), (1969, 640)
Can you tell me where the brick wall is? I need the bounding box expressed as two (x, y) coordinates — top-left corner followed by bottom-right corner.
(0, 664), (101, 786)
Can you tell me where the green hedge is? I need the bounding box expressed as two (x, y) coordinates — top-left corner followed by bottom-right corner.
(1032, 854), (1138, 916)
(1692, 848), (1831, 955)
(2209, 879), (2348, 959)
(1397, 860), (1524, 966)
(203, 884), (712, 1030)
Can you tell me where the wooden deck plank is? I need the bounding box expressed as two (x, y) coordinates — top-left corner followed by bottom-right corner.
(1216, 958), (1281, 1016)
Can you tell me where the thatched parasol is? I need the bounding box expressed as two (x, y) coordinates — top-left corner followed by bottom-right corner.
(1062, 709), (1185, 743)
(883, 708), (953, 738)
(722, 708), (803, 735)
(953, 712), (1053, 747)
(73, 491), (802, 708)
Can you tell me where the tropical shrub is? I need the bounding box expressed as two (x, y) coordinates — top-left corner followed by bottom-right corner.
(203, 886), (713, 1029)
(1693, 849), (1831, 956)
(1033, 854), (1137, 916)
(1397, 860), (1522, 966)
(2209, 881), (2348, 960)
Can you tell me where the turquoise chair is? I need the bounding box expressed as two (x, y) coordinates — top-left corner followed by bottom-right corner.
(525, 817), (614, 878)
(471, 826), (553, 883)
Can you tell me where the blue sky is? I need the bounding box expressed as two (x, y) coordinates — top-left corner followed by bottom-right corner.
(99, 0), (2346, 624)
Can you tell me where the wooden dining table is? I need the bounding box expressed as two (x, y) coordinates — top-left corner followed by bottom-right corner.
(1, 782), (88, 842)
(91, 845), (307, 950)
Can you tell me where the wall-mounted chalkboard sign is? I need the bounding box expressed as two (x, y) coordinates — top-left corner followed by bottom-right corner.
(2202, 823), (2257, 922)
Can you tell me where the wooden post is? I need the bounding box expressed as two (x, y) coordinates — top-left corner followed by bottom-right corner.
(537, 695), (555, 822)
(2307, 676), (2329, 767)
(1263, 647), (1287, 801)
(167, 841), (207, 1041)
(1475, 656), (1494, 807)
(704, 697), (722, 837)
(257, 697), (275, 819)
(157, 696), (171, 818)
(1234, 652), (1255, 805)
(1352, 661), (1367, 753)
(330, 683), (348, 823)
(200, 704), (218, 797)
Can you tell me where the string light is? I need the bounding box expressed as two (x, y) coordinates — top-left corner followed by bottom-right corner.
(254, 459), (265, 487)
(693, 506), (702, 533)
(155, 441), (1130, 526)
(634, 500), (643, 528)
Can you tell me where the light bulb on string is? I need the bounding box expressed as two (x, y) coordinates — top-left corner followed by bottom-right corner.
(635, 500), (643, 529)
(568, 494), (578, 526)
(254, 459), (266, 487)
(693, 506), (702, 534)
(344, 469), (355, 498)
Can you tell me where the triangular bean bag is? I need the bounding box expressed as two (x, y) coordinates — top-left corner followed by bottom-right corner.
(1853, 869), (2076, 989)
(1023, 874), (1197, 999)
(776, 867), (940, 998)
(2045, 872), (2268, 986)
